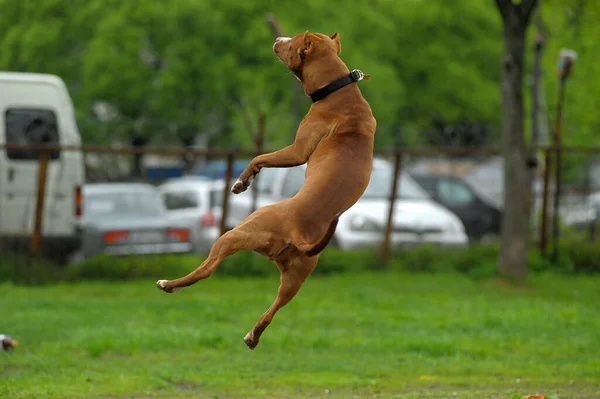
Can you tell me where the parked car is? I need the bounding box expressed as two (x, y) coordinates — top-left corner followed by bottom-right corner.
(74, 183), (192, 260)
(188, 159), (250, 180)
(227, 158), (468, 250)
(409, 172), (502, 241)
(589, 191), (600, 212)
(157, 177), (225, 253)
(0, 72), (85, 259)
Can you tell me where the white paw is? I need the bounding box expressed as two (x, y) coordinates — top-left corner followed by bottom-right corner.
(243, 331), (257, 350)
(231, 179), (243, 192)
(156, 279), (180, 293)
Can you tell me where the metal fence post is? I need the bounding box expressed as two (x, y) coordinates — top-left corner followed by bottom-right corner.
(220, 152), (235, 236)
(381, 151), (402, 262)
(551, 49), (576, 262)
(30, 150), (50, 252)
(539, 148), (551, 255)
(550, 83), (566, 261)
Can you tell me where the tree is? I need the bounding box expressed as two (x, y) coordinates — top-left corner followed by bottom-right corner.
(495, 0), (539, 282)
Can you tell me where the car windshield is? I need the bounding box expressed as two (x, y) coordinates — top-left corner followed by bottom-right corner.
(362, 167), (430, 199)
(85, 191), (165, 218)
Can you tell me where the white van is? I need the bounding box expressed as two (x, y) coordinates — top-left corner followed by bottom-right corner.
(0, 72), (85, 258)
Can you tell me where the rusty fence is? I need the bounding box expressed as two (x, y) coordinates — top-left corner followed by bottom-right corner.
(1, 143), (599, 261)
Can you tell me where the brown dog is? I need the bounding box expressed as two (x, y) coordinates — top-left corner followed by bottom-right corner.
(157, 31), (376, 350)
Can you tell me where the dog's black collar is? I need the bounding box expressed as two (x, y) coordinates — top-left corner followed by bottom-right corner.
(309, 69), (366, 103)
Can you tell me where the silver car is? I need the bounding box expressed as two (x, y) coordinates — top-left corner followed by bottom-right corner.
(157, 177), (225, 253)
(76, 183), (193, 259)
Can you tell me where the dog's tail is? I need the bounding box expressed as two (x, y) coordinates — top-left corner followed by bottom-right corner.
(300, 216), (340, 257)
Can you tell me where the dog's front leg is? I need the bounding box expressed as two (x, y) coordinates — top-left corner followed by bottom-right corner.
(231, 130), (319, 194)
(231, 145), (305, 194)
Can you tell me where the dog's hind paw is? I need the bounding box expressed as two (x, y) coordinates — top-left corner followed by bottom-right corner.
(156, 280), (177, 293)
(243, 331), (259, 350)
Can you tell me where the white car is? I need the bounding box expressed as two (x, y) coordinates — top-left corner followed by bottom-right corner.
(590, 191), (600, 212)
(157, 177), (225, 253)
(227, 158), (468, 250)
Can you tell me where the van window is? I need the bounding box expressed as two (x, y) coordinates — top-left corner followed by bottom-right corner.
(5, 108), (60, 160)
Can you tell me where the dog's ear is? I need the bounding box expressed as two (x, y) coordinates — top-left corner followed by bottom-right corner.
(298, 30), (313, 56)
(330, 32), (341, 55)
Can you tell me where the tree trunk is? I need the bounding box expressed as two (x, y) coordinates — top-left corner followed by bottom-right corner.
(496, 0), (538, 282)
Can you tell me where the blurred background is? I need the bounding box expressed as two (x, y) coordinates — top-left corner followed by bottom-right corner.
(0, 0), (598, 268)
(2, 2), (600, 398)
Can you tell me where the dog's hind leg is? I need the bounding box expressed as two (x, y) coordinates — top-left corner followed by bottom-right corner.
(156, 227), (268, 293)
(243, 251), (319, 350)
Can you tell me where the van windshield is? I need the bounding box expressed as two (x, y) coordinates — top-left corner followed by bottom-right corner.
(5, 108), (60, 160)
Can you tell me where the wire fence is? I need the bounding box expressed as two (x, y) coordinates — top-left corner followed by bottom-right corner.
(1, 143), (598, 263)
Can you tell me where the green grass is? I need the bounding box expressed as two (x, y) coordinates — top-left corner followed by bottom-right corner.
(1, 271), (599, 399)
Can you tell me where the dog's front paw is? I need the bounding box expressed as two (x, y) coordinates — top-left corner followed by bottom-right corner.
(231, 175), (255, 194)
(231, 179), (247, 194)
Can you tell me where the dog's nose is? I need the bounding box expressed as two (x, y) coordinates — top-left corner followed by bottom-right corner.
(274, 37), (291, 51)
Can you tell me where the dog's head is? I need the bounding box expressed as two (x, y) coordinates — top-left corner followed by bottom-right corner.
(273, 31), (342, 81)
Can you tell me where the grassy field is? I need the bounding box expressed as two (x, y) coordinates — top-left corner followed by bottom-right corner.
(1, 271), (599, 399)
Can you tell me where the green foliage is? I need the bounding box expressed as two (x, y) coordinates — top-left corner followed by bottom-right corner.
(389, 243), (501, 279)
(64, 253), (202, 281)
(61, 249), (382, 281)
(1, 0), (596, 149)
(0, 253), (61, 285)
(2, 239), (600, 286)
(559, 233), (600, 274)
(1, 0), (597, 149)
(0, 0), (504, 148)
